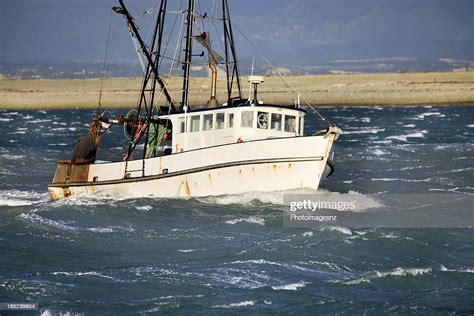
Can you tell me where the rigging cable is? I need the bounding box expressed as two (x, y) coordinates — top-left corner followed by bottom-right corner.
(231, 22), (329, 124)
(97, 9), (114, 114)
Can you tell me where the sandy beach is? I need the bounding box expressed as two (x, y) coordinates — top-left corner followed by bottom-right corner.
(0, 71), (473, 109)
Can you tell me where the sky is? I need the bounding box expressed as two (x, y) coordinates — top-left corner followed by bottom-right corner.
(1, 0), (473, 67)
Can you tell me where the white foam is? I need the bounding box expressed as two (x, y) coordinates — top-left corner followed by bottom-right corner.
(373, 140), (392, 144)
(1, 154), (25, 160)
(440, 265), (474, 273)
(178, 249), (198, 253)
(308, 260), (350, 271)
(0, 190), (49, 206)
(272, 281), (308, 291)
(416, 111), (445, 119)
(26, 119), (51, 124)
(340, 267), (432, 285)
(135, 205), (153, 211)
(225, 216), (265, 225)
(52, 271), (115, 280)
(467, 124), (474, 128)
(212, 300), (256, 308)
(316, 190), (383, 212)
(320, 226), (353, 235)
(87, 226), (134, 233)
(229, 259), (283, 267)
(0, 118), (12, 122)
(19, 213), (78, 232)
(380, 232), (398, 239)
(302, 231), (313, 237)
(387, 130), (427, 142)
(87, 227), (114, 233)
(198, 190), (295, 205)
(343, 128), (385, 135)
(373, 149), (388, 156)
(371, 177), (430, 183)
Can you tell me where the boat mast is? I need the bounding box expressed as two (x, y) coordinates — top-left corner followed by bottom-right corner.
(222, 0), (242, 104)
(114, 0), (176, 113)
(181, 0), (196, 110)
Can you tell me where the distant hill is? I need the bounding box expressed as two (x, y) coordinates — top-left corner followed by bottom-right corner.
(1, 0), (473, 78)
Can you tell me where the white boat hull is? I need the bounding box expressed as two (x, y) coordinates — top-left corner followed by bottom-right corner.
(48, 130), (339, 200)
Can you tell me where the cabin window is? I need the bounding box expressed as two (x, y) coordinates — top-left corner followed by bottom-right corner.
(190, 115), (200, 132)
(226, 113), (234, 128)
(216, 113), (225, 129)
(177, 117), (185, 133)
(257, 112), (269, 129)
(284, 115), (296, 133)
(241, 110), (253, 128)
(299, 117), (304, 135)
(203, 114), (213, 131)
(271, 113), (282, 131)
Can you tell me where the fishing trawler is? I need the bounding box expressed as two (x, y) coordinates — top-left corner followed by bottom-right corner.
(48, 0), (341, 201)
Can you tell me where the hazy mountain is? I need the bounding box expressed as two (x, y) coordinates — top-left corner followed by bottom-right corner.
(1, 0), (472, 77)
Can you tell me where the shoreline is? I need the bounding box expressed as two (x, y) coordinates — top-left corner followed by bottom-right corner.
(0, 71), (473, 109)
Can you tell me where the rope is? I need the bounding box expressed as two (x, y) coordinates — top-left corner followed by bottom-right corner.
(97, 10), (113, 114)
(231, 22), (328, 124)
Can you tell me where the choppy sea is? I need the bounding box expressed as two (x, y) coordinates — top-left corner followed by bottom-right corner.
(0, 106), (473, 314)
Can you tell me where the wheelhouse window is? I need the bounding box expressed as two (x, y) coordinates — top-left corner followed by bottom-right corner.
(177, 117), (185, 133)
(241, 110), (253, 128)
(226, 113), (234, 128)
(203, 114), (213, 131)
(284, 115), (296, 133)
(299, 117), (304, 135)
(257, 112), (269, 129)
(271, 113), (282, 131)
(216, 113), (225, 129)
(190, 115), (200, 132)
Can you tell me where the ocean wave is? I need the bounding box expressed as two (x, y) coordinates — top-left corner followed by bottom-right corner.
(135, 205), (153, 211)
(373, 149), (388, 156)
(272, 281), (308, 291)
(320, 226), (353, 235)
(307, 260), (351, 272)
(212, 300), (256, 308)
(380, 232), (398, 239)
(228, 259), (283, 267)
(87, 226), (135, 233)
(386, 130), (427, 142)
(0, 190), (49, 206)
(19, 212), (134, 234)
(0, 154), (25, 160)
(198, 188), (322, 206)
(371, 177), (430, 183)
(19, 213), (79, 232)
(225, 216), (265, 225)
(337, 267), (432, 285)
(440, 265), (474, 274)
(415, 111), (446, 119)
(178, 249), (198, 253)
(53, 194), (120, 206)
(343, 128), (385, 135)
(52, 271), (116, 280)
